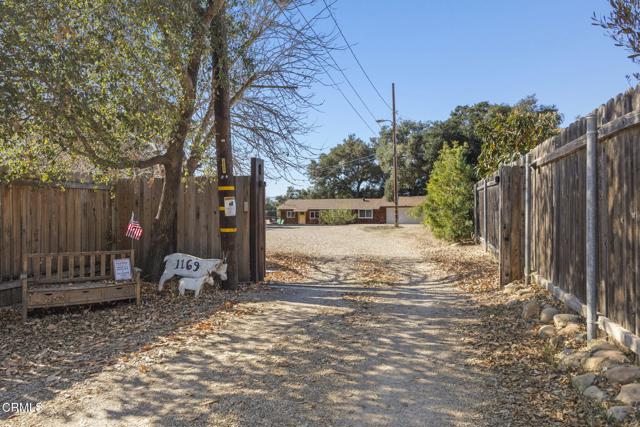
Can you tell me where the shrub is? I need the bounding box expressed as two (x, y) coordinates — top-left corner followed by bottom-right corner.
(319, 209), (356, 225)
(422, 143), (475, 241)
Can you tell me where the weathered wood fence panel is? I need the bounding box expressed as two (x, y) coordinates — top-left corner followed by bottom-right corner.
(0, 162), (266, 307)
(474, 165), (524, 286)
(0, 182), (113, 282)
(476, 86), (640, 353)
(112, 176), (253, 281)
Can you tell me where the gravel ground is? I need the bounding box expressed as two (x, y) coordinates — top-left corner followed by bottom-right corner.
(4, 224), (491, 426)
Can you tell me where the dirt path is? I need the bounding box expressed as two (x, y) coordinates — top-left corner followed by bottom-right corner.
(5, 225), (490, 426)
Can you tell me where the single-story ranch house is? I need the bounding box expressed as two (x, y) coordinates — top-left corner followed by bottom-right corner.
(277, 196), (425, 225)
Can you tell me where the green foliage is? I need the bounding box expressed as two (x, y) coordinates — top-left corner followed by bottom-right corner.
(373, 104), (511, 199)
(265, 197), (278, 220)
(374, 121), (434, 199)
(319, 209), (357, 225)
(477, 97), (561, 177)
(275, 186), (313, 206)
(422, 143), (475, 241)
(0, 0), (182, 180)
(593, 1), (640, 81)
(308, 135), (384, 198)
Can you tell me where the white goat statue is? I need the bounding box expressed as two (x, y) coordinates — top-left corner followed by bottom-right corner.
(158, 253), (227, 294)
(178, 276), (214, 298)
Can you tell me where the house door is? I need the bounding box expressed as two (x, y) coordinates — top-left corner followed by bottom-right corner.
(298, 212), (306, 224)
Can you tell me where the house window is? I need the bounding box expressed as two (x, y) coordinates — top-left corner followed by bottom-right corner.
(358, 209), (373, 219)
(309, 210), (320, 219)
(286, 211), (295, 218)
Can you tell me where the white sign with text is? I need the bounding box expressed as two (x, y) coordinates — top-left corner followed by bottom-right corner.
(113, 258), (133, 281)
(224, 197), (236, 216)
(158, 253), (227, 291)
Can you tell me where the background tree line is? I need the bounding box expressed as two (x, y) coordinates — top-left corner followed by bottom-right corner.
(281, 95), (561, 241)
(289, 0), (640, 241)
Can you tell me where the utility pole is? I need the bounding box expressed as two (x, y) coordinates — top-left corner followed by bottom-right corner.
(213, 1), (238, 289)
(392, 83), (399, 228)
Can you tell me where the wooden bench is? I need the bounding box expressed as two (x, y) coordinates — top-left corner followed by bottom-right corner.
(21, 249), (141, 321)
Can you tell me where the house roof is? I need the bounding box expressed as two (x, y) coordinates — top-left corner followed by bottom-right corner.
(278, 196), (424, 211)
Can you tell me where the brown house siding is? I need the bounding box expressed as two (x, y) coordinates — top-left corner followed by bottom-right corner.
(279, 208), (386, 224)
(278, 209), (298, 224)
(353, 208), (385, 224)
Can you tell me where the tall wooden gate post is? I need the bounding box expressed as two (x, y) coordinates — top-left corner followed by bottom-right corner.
(249, 158), (266, 282)
(524, 154), (531, 286)
(473, 182), (478, 240)
(586, 113), (598, 342)
(483, 178), (488, 252)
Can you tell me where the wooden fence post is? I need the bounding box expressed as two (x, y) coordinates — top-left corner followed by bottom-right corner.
(586, 113), (598, 342)
(473, 182), (478, 240)
(524, 153), (531, 286)
(499, 167), (506, 286)
(249, 158), (266, 283)
(483, 178), (488, 252)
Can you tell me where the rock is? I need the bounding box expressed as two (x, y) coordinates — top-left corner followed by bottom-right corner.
(591, 350), (629, 365)
(616, 383), (640, 404)
(583, 385), (607, 402)
(538, 325), (555, 338)
(605, 366), (640, 385)
(549, 335), (565, 348)
(540, 307), (559, 323)
(503, 283), (521, 294)
(553, 313), (581, 329)
(571, 373), (595, 393)
(558, 350), (589, 372)
(607, 406), (634, 422)
(515, 288), (533, 296)
(522, 301), (541, 320)
(575, 333), (586, 345)
(558, 323), (582, 337)
(590, 342), (618, 353)
(582, 356), (616, 372)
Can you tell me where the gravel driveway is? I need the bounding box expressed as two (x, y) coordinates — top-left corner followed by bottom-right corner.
(6, 224), (489, 427)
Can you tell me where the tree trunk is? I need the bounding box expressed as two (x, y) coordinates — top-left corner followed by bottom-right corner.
(212, 2), (238, 289)
(145, 160), (182, 280)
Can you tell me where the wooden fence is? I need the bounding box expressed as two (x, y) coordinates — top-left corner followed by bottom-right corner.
(0, 161), (266, 307)
(112, 175), (253, 280)
(474, 86), (640, 353)
(473, 164), (524, 286)
(0, 181), (113, 282)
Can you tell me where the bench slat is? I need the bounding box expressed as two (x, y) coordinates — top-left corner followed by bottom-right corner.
(79, 255), (85, 278)
(28, 280), (134, 292)
(57, 256), (63, 281)
(45, 256), (52, 279)
(100, 254), (106, 277)
(90, 254), (95, 278)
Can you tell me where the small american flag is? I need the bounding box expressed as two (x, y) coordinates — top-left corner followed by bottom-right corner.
(125, 212), (143, 240)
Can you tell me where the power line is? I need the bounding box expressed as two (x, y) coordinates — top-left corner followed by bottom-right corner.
(293, 3), (382, 129)
(322, 0), (392, 112)
(280, 7), (377, 135)
(330, 79), (377, 135)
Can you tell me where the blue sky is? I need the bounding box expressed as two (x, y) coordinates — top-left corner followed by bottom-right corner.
(265, 0), (637, 197)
